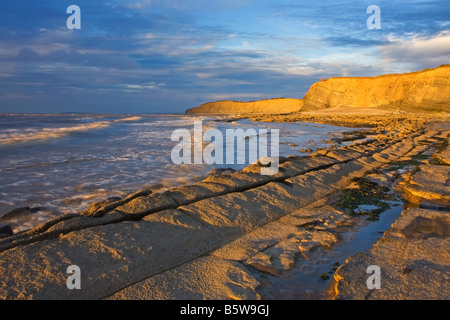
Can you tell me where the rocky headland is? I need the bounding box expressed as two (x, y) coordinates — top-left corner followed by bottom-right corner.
(186, 65), (450, 114)
(185, 98), (304, 115)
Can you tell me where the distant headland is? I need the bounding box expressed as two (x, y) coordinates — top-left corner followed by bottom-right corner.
(186, 65), (450, 114)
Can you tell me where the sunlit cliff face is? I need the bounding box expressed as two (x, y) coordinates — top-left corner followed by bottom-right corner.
(186, 98), (304, 114)
(187, 65), (450, 114)
(302, 65), (450, 112)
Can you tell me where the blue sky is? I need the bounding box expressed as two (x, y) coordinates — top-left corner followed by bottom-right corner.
(0, 0), (449, 113)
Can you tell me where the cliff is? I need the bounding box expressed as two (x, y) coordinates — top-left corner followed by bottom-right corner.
(186, 65), (450, 114)
(185, 98), (304, 114)
(302, 65), (450, 112)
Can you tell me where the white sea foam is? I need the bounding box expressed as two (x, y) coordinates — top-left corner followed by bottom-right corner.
(0, 121), (110, 145)
(0, 114), (363, 233)
(115, 116), (142, 122)
(0, 116), (142, 145)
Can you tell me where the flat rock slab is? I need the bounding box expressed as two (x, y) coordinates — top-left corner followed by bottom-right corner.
(107, 256), (261, 300)
(162, 181), (239, 206)
(432, 133), (450, 165)
(433, 150), (450, 165)
(403, 164), (450, 205)
(0, 210), (223, 300)
(111, 204), (351, 299)
(244, 229), (338, 277)
(212, 205), (349, 277)
(112, 194), (178, 218)
(372, 139), (414, 163)
(211, 221), (301, 262)
(332, 207), (450, 300)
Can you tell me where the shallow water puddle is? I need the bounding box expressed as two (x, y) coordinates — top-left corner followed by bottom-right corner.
(255, 203), (404, 300)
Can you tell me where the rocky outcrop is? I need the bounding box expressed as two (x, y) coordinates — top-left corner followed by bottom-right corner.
(185, 98), (304, 114)
(0, 224), (13, 238)
(331, 131), (450, 300)
(332, 207), (450, 300)
(302, 65), (450, 112)
(186, 65), (450, 114)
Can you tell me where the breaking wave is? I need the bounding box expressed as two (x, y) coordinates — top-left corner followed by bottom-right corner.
(0, 116), (142, 145)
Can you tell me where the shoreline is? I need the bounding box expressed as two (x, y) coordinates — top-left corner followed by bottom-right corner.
(0, 115), (366, 234)
(0, 110), (448, 300)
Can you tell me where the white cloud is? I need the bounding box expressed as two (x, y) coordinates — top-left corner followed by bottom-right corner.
(122, 82), (164, 91)
(196, 72), (215, 79)
(379, 31), (450, 68)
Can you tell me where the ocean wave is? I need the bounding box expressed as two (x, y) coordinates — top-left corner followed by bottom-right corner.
(0, 116), (142, 145)
(115, 116), (142, 122)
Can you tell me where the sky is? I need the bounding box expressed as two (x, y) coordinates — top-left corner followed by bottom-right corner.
(0, 0), (449, 114)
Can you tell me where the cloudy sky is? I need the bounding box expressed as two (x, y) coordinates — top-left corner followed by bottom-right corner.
(0, 0), (449, 113)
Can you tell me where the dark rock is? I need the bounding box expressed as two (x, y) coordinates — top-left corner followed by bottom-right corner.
(0, 223), (13, 237)
(0, 207), (30, 221)
(320, 273), (330, 280)
(0, 206), (48, 221)
(107, 197), (122, 203)
(28, 207), (47, 213)
(207, 168), (236, 176)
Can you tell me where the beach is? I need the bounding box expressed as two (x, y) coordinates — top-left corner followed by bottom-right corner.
(2, 0), (450, 306)
(0, 109), (448, 300)
(0, 113), (364, 233)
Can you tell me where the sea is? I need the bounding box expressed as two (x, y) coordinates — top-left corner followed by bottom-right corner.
(0, 113), (361, 233)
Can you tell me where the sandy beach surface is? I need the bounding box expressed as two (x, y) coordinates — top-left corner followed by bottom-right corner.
(0, 109), (448, 300)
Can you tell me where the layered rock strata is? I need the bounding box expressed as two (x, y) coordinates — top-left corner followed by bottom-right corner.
(186, 65), (450, 114)
(332, 131), (450, 300)
(302, 65), (450, 112)
(185, 98), (304, 114)
(0, 118), (447, 300)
